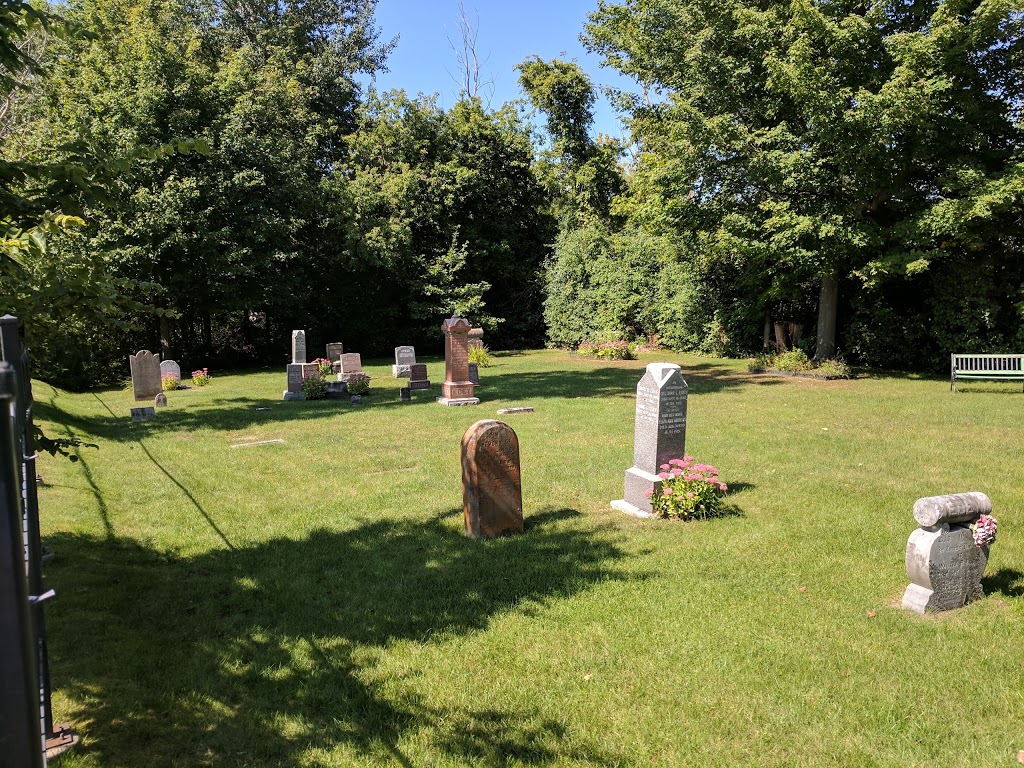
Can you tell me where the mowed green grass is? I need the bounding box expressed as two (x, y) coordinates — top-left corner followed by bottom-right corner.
(35, 350), (1023, 767)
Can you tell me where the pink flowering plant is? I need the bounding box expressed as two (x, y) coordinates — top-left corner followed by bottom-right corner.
(972, 514), (997, 548)
(313, 357), (333, 378)
(191, 368), (211, 387)
(645, 456), (728, 520)
(161, 372), (179, 391)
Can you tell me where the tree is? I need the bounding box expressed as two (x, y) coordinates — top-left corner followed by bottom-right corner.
(585, 0), (1024, 362)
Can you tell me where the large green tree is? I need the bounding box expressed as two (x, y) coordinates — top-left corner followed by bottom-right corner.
(586, 0), (1024, 362)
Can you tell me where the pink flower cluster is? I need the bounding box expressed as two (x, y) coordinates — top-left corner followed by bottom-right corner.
(973, 514), (997, 548)
(646, 456), (728, 494)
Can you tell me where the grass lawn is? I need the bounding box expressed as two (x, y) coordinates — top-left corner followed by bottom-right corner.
(34, 350), (1024, 767)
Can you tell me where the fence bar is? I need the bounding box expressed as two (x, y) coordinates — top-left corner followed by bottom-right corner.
(0, 361), (46, 768)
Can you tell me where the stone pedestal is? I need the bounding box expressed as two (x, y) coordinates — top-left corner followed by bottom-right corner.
(903, 492), (991, 614)
(462, 420), (523, 539)
(612, 363), (688, 517)
(438, 315), (479, 406)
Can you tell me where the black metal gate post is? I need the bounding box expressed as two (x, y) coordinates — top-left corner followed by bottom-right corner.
(0, 360), (46, 768)
(0, 316), (76, 760)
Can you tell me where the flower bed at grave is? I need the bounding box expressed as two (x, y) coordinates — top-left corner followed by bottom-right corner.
(646, 456), (728, 520)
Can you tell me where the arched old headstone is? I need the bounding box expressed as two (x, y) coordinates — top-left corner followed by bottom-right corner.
(129, 350), (162, 401)
(461, 420), (523, 539)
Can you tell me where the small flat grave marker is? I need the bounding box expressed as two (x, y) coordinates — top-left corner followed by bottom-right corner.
(497, 407), (534, 414)
(130, 406), (155, 422)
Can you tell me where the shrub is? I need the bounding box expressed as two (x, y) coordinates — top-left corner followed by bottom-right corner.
(191, 368), (211, 387)
(815, 358), (851, 379)
(161, 373), (179, 391)
(468, 345), (492, 368)
(647, 457), (728, 520)
(577, 339), (636, 360)
(748, 353), (773, 372)
(346, 373), (370, 395)
(302, 375), (328, 400)
(773, 349), (813, 372)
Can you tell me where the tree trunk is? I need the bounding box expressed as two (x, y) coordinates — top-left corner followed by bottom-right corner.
(159, 315), (171, 360)
(814, 273), (839, 362)
(762, 316), (772, 350)
(201, 312), (212, 357)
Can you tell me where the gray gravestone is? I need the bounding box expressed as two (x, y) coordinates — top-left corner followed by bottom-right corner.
(326, 342), (344, 361)
(130, 350), (162, 401)
(283, 362), (317, 400)
(903, 492), (991, 614)
(408, 363), (431, 391)
(393, 346), (416, 377)
(159, 359), (181, 386)
(611, 363), (688, 517)
(291, 330), (307, 364)
(130, 406), (155, 422)
(154, 392), (167, 408)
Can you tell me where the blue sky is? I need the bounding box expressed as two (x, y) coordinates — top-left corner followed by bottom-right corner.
(366, 0), (637, 141)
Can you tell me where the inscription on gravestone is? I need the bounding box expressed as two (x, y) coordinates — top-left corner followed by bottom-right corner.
(291, 330), (306, 364)
(612, 363), (688, 517)
(461, 420), (523, 539)
(130, 350), (162, 401)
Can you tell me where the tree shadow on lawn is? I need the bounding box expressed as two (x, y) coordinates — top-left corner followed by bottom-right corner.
(478, 360), (780, 403)
(982, 568), (1024, 598)
(45, 509), (638, 767)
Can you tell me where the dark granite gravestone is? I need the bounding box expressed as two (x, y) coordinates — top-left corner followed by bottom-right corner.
(468, 362), (480, 386)
(130, 350), (162, 401)
(438, 315), (478, 406)
(611, 363), (688, 517)
(903, 492), (991, 614)
(408, 363), (431, 391)
(326, 342), (344, 361)
(461, 420), (523, 539)
(400, 387), (411, 401)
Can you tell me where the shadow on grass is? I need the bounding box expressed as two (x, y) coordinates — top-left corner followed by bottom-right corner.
(982, 568), (1024, 598)
(45, 509), (637, 767)
(37, 359), (773, 443)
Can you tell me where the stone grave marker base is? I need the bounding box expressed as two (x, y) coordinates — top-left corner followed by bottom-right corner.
(282, 391), (305, 401)
(437, 396), (480, 406)
(392, 364), (411, 378)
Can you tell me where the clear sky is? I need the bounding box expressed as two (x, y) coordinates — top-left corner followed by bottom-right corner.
(365, 0), (636, 141)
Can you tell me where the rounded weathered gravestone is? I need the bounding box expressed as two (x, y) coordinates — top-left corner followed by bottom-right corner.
(154, 392), (167, 408)
(461, 420), (523, 539)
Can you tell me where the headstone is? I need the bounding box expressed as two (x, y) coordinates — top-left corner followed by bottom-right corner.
(159, 359), (181, 385)
(350, 395), (362, 406)
(461, 420), (523, 539)
(400, 387), (411, 401)
(903, 492), (991, 614)
(291, 330), (307, 364)
(611, 363), (688, 517)
(130, 406), (155, 422)
(129, 350), (162, 401)
(468, 327), (484, 351)
(154, 392), (167, 408)
(325, 342), (344, 361)
(409, 363), (431, 391)
(392, 345), (416, 377)
(325, 380), (348, 400)
(497, 407), (534, 414)
(438, 315), (479, 406)
(468, 362), (480, 386)
(283, 362), (318, 400)
(338, 353), (363, 381)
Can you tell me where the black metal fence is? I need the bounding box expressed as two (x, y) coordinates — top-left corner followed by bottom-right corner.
(0, 315), (76, 766)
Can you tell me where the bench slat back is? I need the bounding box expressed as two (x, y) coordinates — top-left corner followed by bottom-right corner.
(951, 354), (1024, 372)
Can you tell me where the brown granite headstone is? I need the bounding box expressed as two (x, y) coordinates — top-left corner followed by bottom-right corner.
(461, 420), (523, 539)
(409, 363), (431, 391)
(439, 315), (478, 405)
(129, 350), (162, 401)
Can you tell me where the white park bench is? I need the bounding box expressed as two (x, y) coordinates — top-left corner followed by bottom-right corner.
(950, 353), (1024, 392)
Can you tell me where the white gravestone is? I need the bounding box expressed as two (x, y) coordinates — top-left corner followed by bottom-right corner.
(291, 330), (306, 364)
(612, 363), (688, 517)
(393, 346), (416, 377)
(159, 359), (181, 385)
